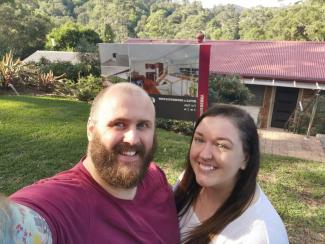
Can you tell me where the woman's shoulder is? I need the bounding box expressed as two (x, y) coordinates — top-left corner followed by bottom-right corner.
(214, 185), (289, 244)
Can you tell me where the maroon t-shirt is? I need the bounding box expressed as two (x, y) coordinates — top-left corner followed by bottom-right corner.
(11, 158), (180, 244)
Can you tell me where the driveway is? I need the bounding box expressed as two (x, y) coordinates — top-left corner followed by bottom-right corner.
(258, 129), (325, 163)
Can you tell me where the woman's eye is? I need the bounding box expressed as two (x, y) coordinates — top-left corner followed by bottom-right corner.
(215, 143), (227, 150)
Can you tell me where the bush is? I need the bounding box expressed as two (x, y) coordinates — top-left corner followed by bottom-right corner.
(208, 74), (253, 105)
(294, 93), (325, 135)
(0, 51), (31, 88)
(35, 57), (100, 82)
(156, 118), (194, 136)
(72, 75), (102, 102)
(314, 95), (325, 134)
(108, 75), (128, 84)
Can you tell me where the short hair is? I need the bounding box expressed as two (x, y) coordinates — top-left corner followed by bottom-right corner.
(175, 104), (260, 243)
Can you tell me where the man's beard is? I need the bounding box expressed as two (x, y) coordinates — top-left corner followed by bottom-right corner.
(88, 131), (156, 189)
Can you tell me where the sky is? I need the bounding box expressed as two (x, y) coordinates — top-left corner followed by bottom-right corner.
(196, 0), (300, 8)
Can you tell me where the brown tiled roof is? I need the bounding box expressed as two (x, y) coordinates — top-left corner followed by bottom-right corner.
(126, 38), (325, 84)
(209, 40), (325, 83)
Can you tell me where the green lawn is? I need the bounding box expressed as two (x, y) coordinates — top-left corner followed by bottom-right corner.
(0, 95), (324, 244)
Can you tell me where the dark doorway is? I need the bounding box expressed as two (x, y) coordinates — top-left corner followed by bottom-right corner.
(271, 87), (299, 128)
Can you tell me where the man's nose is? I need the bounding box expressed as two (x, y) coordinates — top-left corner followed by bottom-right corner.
(200, 143), (213, 161)
(123, 128), (140, 145)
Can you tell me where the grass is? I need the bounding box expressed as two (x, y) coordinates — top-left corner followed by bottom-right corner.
(0, 95), (324, 243)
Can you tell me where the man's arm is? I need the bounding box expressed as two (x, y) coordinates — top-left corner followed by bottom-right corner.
(10, 202), (52, 244)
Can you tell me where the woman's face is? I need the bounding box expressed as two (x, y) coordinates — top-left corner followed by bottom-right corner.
(190, 116), (247, 191)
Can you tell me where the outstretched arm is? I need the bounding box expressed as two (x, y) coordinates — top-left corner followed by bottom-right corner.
(1, 199), (52, 244)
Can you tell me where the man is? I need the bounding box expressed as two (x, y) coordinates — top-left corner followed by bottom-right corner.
(10, 83), (180, 243)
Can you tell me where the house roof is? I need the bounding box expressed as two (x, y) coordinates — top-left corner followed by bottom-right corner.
(23, 50), (81, 64)
(126, 38), (325, 84)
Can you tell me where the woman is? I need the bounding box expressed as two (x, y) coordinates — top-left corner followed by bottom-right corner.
(0, 195), (52, 243)
(174, 104), (288, 243)
(0, 195), (13, 243)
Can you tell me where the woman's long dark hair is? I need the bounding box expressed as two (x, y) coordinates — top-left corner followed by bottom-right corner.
(174, 104), (260, 243)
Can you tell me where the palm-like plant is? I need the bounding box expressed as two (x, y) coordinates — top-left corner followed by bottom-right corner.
(37, 70), (65, 92)
(0, 51), (25, 88)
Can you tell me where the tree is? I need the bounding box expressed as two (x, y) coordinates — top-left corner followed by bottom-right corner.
(76, 0), (157, 42)
(138, 9), (174, 38)
(239, 7), (274, 40)
(208, 75), (252, 105)
(265, 5), (310, 40)
(0, 1), (52, 58)
(45, 22), (102, 52)
(205, 5), (241, 40)
(172, 1), (208, 39)
(175, 12), (208, 39)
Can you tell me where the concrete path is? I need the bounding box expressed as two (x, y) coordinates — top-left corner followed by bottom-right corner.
(258, 129), (325, 163)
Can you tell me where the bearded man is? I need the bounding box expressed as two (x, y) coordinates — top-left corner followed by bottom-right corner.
(10, 83), (180, 243)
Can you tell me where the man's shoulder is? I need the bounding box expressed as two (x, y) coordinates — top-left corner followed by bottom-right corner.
(145, 163), (168, 185)
(9, 162), (92, 243)
(10, 162), (88, 204)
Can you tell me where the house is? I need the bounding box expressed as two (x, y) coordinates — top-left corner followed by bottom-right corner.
(23, 50), (81, 64)
(126, 38), (325, 129)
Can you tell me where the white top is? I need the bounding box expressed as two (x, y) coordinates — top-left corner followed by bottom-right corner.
(179, 185), (289, 244)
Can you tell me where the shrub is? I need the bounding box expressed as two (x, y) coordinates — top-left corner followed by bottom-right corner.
(36, 71), (65, 93)
(35, 57), (99, 83)
(0, 51), (25, 88)
(156, 118), (194, 136)
(294, 93), (325, 135)
(72, 75), (102, 102)
(108, 75), (128, 84)
(208, 74), (253, 105)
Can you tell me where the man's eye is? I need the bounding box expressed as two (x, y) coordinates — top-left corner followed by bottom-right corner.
(193, 137), (204, 144)
(137, 122), (149, 130)
(113, 122), (125, 129)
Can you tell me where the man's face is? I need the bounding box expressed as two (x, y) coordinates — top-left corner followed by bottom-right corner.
(87, 91), (156, 188)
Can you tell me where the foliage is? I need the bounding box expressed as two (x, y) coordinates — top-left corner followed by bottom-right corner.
(239, 7), (274, 40)
(138, 9), (175, 38)
(290, 93), (325, 135)
(0, 0), (52, 58)
(1, 0), (325, 59)
(208, 74), (253, 105)
(36, 0), (88, 21)
(314, 94), (325, 134)
(108, 76), (128, 84)
(0, 51), (27, 88)
(263, 2), (325, 41)
(35, 56), (100, 83)
(0, 95), (324, 244)
(45, 22), (102, 52)
(71, 75), (102, 102)
(205, 5), (240, 40)
(36, 70), (65, 93)
(156, 118), (194, 136)
(76, 0), (155, 42)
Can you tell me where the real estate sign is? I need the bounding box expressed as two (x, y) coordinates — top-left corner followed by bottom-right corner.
(98, 43), (209, 121)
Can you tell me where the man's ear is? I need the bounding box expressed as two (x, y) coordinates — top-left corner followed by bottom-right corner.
(87, 118), (95, 141)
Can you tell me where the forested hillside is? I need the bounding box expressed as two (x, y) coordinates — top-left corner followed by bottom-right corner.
(1, 0), (324, 58)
